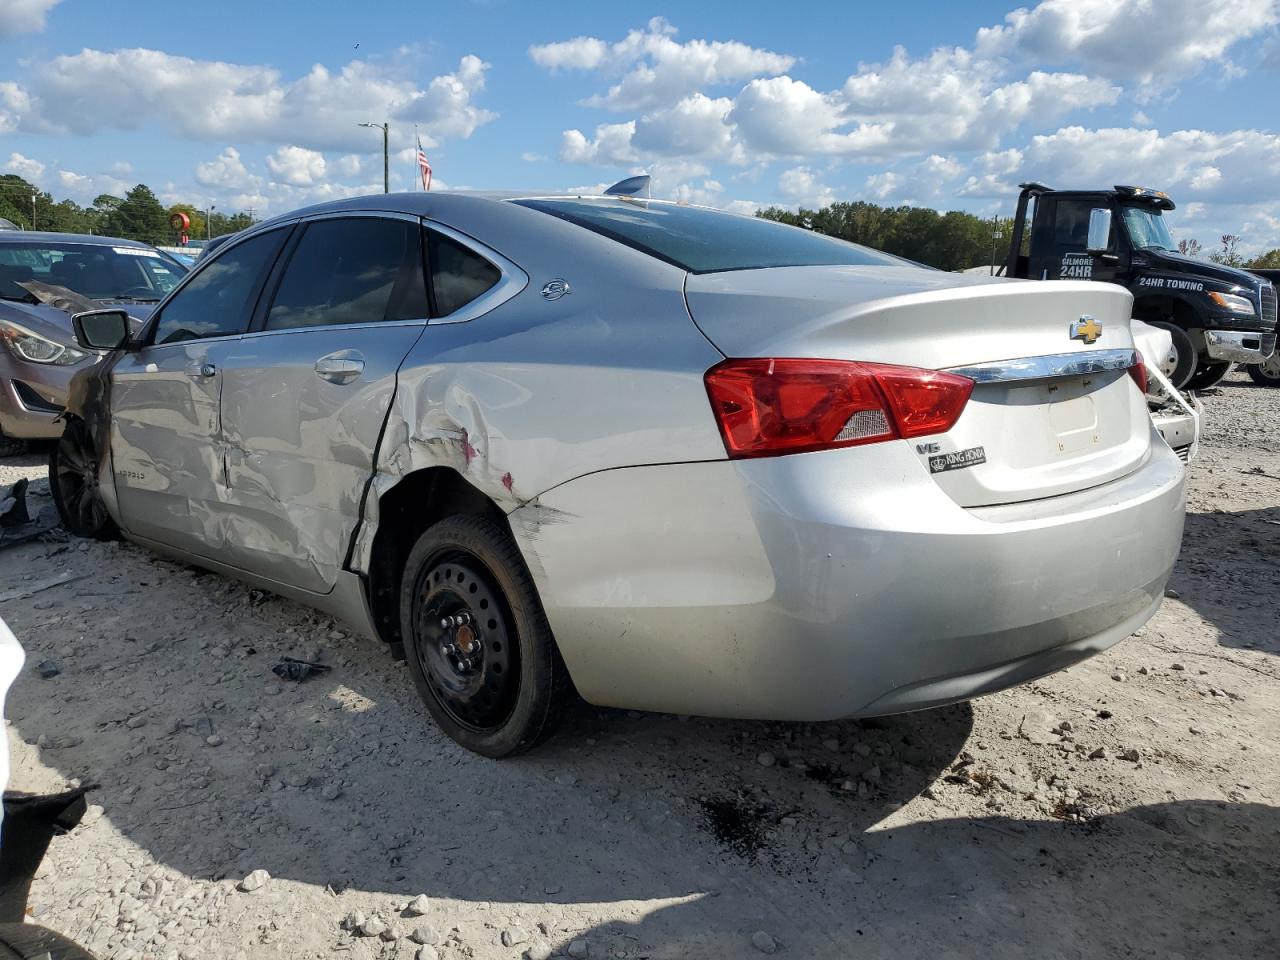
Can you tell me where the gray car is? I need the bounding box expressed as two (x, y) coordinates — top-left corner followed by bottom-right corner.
(0, 232), (186, 454)
(54, 192), (1186, 756)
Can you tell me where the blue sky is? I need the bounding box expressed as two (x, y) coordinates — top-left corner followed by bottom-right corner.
(3, 0), (1280, 251)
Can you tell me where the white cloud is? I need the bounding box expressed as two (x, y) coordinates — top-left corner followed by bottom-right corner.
(778, 166), (836, 208)
(266, 145), (327, 186)
(54, 169), (132, 203)
(195, 147), (263, 192)
(4, 152), (44, 180)
(0, 0), (60, 37)
(961, 125), (1280, 207)
(559, 122), (637, 165)
(520, 152), (548, 163)
(336, 154), (364, 176)
(531, 16), (795, 111)
(976, 0), (1280, 94)
(2, 49), (495, 152)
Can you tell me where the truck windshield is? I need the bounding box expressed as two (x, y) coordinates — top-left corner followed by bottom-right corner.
(1120, 205), (1175, 251)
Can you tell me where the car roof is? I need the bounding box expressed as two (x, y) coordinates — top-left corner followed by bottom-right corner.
(0, 230), (155, 248)
(251, 191), (736, 232)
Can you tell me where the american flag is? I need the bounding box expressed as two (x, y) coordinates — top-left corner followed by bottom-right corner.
(416, 136), (432, 191)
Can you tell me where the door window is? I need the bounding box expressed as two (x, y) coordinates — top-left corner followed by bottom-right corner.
(151, 228), (288, 345)
(265, 218), (427, 331)
(427, 229), (501, 317)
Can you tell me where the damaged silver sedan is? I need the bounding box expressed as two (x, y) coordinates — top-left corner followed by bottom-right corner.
(54, 190), (1186, 756)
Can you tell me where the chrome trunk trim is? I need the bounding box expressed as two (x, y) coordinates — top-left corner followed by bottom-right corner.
(945, 348), (1139, 383)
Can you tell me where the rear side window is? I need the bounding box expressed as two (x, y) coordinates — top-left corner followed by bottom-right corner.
(427, 229), (501, 316)
(152, 228), (288, 345)
(512, 198), (903, 274)
(265, 218), (427, 331)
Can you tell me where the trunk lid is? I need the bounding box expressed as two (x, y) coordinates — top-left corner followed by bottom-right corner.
(685, 265), (1150, 507)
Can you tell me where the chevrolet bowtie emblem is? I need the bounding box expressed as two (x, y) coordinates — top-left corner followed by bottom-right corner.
(1070, 315), (1102, 344)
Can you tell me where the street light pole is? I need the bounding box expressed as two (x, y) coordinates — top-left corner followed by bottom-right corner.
(205, 204), (216, 241)
(359, 121), (390, 193)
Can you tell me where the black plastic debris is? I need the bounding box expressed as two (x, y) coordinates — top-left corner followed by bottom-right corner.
(35, 660), (60, 679)
(271, 658), (331, 682)
(0, 479), (30, 528)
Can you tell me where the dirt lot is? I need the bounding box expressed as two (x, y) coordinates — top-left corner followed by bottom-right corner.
(3, 371), (1278, 960)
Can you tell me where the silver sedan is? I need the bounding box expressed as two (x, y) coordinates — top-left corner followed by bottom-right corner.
(55, 191), (1185, 756)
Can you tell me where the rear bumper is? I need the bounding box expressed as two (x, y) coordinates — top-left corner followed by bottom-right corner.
(1204, 329), (1275, 363)
(511, 435), (1186, 720)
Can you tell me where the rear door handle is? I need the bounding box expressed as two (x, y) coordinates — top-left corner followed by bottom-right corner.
(186, 362), (216, 379)
(315, 353), (365, 384)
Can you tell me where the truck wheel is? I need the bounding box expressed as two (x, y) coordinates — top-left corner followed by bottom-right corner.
(1147, 321), (1196, 388)
(1246, 352), (1280, 387)
(1184, 361), (1232, 391)
(399, 515), (572, 757)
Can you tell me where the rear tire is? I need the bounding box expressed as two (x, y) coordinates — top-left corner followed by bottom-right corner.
(1147, 321), (1196, 389)
(49, 420), (118, 540)
(1184, 360), (1232, 391)
(399, 515), (571, 757)
(1247, 352), (1280, 387)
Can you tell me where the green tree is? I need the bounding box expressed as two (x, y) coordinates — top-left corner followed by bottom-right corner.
(104, 184), (170, 244)
(1247, 248), (1280, 269)
(758, 200), (1014, 271)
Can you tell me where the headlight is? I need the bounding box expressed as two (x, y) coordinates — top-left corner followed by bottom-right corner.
(1207, 291), (1257, 316)
(0, 320), (90, 365)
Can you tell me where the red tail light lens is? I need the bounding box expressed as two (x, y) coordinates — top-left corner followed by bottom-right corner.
(1128, 351), (1148, 395)
(705, 358), (974, 459)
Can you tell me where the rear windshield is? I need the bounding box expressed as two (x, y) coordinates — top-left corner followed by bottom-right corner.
(511, 198), (904, 274)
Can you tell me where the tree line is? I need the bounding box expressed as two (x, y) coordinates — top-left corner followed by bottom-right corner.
(757, 201), (1280, 272)
(4, 172), (1279, 270)
(0, 175), (252, 245)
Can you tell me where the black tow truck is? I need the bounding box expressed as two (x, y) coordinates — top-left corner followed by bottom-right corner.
(1006, 182), (1279, 389)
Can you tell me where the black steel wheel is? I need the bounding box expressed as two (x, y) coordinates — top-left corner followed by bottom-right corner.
(412, 555), (520, 731)
(1184, 360), (1232, 391)
(400, 515), (571, 757)
(1247, 351), (1280, 387)
(49, 420), (118, 540)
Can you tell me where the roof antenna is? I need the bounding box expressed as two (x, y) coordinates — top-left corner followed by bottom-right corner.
(603, 174), (651, 198)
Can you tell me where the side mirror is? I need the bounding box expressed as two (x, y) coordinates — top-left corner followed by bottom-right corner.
(1086, 208), (1113, 254)
(72, 309), (131, 351)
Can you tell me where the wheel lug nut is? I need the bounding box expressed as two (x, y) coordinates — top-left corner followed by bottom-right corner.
(439, 617), (451, 630)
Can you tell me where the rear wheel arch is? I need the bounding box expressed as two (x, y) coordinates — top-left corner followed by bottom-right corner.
(365, 466), (510, 650)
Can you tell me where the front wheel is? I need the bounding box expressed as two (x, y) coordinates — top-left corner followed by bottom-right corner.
(49, 420), (118, 540)
(1184, 360), (1232, 391)
(1147, 321), (1197, 389)
(399, 515), (572, 757)
(1247, 352), (1280, 387)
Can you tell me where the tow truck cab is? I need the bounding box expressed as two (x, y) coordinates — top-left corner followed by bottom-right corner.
(1006, 182), (1278, 390)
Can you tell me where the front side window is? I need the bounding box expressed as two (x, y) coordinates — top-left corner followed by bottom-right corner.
(427, 229), (501, 316)
(151, 228), (287, 345)
(1120, 205), (1175, 251)
(511, 198), (904, 274)
(265, 218), (426, 331)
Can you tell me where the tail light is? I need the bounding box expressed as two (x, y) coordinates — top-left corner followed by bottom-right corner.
(705, 358), (974, 459)
(1128, 351), (1148, 395)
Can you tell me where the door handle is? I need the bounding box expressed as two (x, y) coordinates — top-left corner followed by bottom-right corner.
(315, 353), (365, 384)
(186, 362), (216, 379)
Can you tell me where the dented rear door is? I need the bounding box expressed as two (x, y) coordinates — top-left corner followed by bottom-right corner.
(216, 214), (428, 593)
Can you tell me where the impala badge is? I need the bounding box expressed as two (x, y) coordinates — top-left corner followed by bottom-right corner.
(1070, 315), (1102, 344)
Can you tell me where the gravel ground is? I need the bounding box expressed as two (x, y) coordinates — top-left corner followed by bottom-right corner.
(2, 371), (1278, 960)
